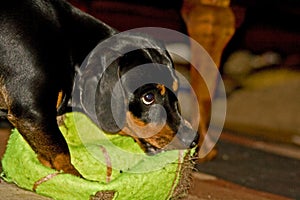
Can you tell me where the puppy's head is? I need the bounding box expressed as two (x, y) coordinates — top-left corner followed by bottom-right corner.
(78, 34), (199, 154)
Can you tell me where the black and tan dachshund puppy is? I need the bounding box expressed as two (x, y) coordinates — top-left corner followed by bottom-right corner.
(0, 0), (198, 176)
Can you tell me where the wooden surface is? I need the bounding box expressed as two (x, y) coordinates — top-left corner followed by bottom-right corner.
(187, 173), (292, 200)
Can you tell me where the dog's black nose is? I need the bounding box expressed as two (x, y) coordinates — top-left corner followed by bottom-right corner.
(189, 131), (199, 148)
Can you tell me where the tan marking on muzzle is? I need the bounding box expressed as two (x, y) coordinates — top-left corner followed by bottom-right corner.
(143, 124), (176, 149)
(121, 112), (177, 149)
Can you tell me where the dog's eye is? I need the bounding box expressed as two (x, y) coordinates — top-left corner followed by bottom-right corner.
(142, 93), (155, 105)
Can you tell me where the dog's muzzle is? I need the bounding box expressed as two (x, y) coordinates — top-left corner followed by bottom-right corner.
(165, 119), (199, 151)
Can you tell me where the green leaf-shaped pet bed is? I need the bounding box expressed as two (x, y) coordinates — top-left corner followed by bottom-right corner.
(1, 112), (195, 200)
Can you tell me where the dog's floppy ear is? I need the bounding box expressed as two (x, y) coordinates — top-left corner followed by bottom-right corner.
(95, 58), (126, 133)
(73, 41), (126, 133)
(74, 32), (173, 133)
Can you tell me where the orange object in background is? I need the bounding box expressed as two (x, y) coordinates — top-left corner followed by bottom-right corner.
(182, 0), (235, 161)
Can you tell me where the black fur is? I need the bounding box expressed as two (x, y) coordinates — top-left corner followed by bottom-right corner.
(0, 0), (198, 175)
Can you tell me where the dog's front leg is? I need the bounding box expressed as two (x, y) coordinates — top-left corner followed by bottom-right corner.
(5, 83), (80, 176)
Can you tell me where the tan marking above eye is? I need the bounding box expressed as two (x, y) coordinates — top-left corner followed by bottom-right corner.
(156, 84), (166, 95)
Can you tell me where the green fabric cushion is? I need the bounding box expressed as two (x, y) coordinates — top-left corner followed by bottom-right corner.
(1, 112), (194, 200)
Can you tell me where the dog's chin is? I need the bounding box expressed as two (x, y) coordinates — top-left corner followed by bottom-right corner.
(144, 144), (165, 156)
(143, 140), (193, 156)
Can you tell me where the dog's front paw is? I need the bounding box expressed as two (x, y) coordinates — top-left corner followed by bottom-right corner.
(52, 154), (81, 177)
(38, 153), (81, 177)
